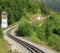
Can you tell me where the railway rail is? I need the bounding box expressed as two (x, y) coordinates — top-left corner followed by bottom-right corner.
(6, 27), (44, 53)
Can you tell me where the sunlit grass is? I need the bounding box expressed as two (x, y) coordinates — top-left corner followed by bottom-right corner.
(0, 38), (10, 53)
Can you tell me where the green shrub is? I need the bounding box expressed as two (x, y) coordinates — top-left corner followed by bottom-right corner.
(32, 21), (46, 41)
(39, 2), (50, 15)
(17, 18), (33, 36)
(53, 28), (60, 36)
(48, 35), (60, 51)
(17, 13), (60, 52)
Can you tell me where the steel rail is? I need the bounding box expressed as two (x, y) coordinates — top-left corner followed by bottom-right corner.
(6, 27), (45, 53)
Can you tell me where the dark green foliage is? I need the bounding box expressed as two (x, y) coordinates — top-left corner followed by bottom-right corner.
(34, 14), (60, 51)
(32, 21), (46, 41)
(26, 0), (40, 13)
(49, 14), (60, 36)
(39, 1), (50, 15)
(17, 13), (60, 51)
(44, 14), (60, 51)
(48, 35), (60, 51)
(45, 16), (55, 40)
(0, 29), (3, 38)
(0, 0), (41, 25)
(53, 28), (60, 36)
(17, 18), (33, 36)
(0, 0), (51, 25)
(45, 22), (51, 40)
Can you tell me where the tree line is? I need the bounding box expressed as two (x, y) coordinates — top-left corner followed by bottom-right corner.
(0, 0), (49, 25)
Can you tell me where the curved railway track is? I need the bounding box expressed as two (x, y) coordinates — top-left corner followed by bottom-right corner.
(6, 27), (44, 53)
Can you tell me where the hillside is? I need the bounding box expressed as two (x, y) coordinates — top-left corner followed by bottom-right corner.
(16, 0), (60, 52)
(0, 0), (60, 53)
(43, 0), (60, 13)
(0, 0), (50, 25)
(0, 30), (11, 53)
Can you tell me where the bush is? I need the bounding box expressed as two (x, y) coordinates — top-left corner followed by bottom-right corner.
(17, 18), (33, 36)
(32, 21), (46, 41)
(17, 13), (60, 52)
(48, 35), (60, 51)
(39, 2), (50, 15)
(53, 28), (60, 36)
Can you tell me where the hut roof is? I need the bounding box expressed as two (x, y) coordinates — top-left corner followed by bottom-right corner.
(1, 11), (8, 15)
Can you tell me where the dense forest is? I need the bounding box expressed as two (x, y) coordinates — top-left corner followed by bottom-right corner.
(0, 0), (38, 25)
(0, 0), (49, 25)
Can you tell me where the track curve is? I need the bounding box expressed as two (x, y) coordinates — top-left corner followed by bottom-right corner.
(6, 27), (44, 53)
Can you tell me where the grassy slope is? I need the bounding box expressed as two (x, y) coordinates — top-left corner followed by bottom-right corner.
(0, 22), (20, 53)
(23, 13), (60, 52)
(0, 38), (10, 53)
(0, 38), (19, 53)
